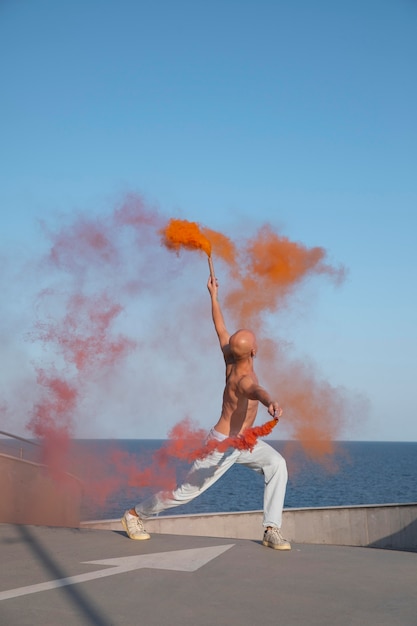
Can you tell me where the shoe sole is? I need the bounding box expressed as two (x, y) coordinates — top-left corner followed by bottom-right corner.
(262, 540), (291, 550)
(121, 516), (151, 540)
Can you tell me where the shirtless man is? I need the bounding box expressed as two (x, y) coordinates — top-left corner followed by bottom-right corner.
(121, 273), (290, 550)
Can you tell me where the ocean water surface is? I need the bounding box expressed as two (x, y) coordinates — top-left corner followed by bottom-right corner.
(75, 440), (417, 521)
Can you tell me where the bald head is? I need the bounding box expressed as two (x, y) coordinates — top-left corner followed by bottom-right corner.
(229, 329), (257, 360)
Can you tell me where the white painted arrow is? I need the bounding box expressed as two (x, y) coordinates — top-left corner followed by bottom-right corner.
(0, 544), (234, 602)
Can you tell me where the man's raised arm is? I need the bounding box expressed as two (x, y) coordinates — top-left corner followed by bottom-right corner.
(207, 274), (230, 355)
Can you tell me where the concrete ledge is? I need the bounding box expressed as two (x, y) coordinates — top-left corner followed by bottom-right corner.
(80, 503), (417, 551)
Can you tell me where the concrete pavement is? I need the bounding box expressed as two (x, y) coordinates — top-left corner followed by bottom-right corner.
(1, 522), (416, 626)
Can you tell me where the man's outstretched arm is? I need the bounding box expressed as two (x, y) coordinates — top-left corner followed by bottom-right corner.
(238, 375), (283, 420)
(207, 274), (230, 355)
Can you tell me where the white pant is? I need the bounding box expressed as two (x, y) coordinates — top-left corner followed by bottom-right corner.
(135, 428), (288, 528)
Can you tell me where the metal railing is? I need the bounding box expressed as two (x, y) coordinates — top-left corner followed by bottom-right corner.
(0, 430), (40, 460)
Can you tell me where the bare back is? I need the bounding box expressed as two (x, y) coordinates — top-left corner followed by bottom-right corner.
(213, 357), (260, 437)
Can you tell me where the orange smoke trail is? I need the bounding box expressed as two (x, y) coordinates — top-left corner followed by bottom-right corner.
(161, 218), (212, 257)
(69, 417), (280, 509)
(161, 219), (238, 282)
(27, 370), (78, 479)
(161, 218), (217, 280)
(224, 225), (345, 329)
(157, 417), (280, 464)
(24, 197), (156, 489)
(201, 227), (237, 267)
(33, 293), (136, 372)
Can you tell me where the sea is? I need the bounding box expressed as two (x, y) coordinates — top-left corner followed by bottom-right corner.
(76, 439), (417, 521)
(1, 437), (416, 521)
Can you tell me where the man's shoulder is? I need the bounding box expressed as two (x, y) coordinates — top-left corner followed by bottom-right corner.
(226, 370), (254, 388)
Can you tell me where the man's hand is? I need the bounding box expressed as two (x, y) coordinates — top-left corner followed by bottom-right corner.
(207, 275), (218, 297)
(268, 402), (283, 420)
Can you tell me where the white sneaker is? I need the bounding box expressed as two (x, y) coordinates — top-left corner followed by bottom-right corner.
(121, 510), (151, 540)
(262, 527), (291, 550)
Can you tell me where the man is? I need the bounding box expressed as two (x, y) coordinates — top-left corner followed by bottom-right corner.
(121, 273), (290, 550)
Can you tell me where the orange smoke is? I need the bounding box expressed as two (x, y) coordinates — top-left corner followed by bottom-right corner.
(161, 218), (345, 331)
(161, 218), (212, 257)
(10, 192), (356, 523)
(224, 225), (345, 329)
(157, 417), (280, 464)
(202, 227), (237, 267)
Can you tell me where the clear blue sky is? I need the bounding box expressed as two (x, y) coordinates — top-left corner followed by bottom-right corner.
(1, 0), (416, 441)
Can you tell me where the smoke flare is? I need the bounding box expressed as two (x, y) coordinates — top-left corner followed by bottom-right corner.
(161, 218), (212, 257)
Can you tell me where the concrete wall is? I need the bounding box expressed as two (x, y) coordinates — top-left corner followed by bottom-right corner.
(81, 503), (417, 551)
(0, 453), (83, 527)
